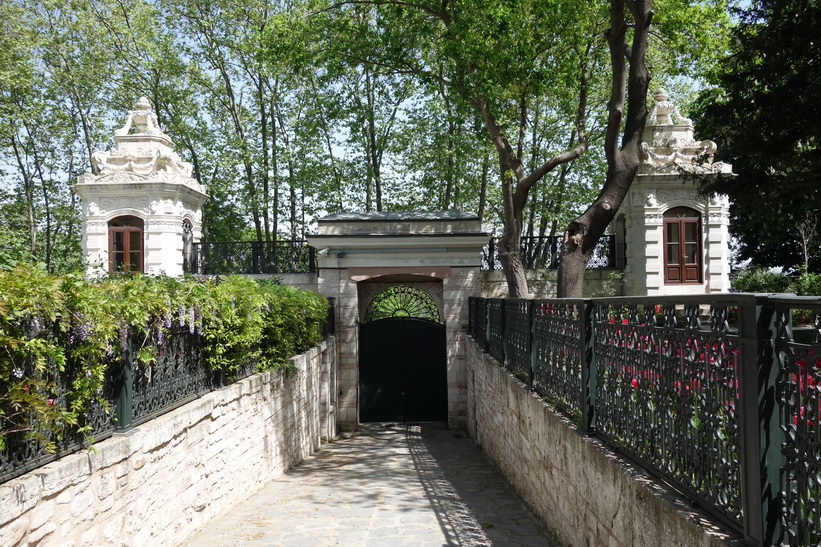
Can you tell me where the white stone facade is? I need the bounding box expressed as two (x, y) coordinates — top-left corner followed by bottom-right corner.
(620, 89), (734, 296)
(75, 98), (207, 277)
(307, 212), (485, 431)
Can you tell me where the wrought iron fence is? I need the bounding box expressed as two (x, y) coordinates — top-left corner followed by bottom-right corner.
(532, 300), (586, 419)
(0, 396), (113, 487)
(481, 234), (617, 271)
(190, 240), (316, 275)
(503, 300), (532, 385)
(1, 297), (336, 486)
(190, 236), (615, 275)
(469, 293), (821, 547)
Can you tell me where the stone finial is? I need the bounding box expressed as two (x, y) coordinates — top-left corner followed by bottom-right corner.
(649, 88), (692, 127)
(638, 88), (733, 175)
(114, 96), (168, 137)
(89, 97), (195, 178)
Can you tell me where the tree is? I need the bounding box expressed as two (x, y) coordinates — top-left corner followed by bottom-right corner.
(311, 0), (730, 297)
(310, 0), (614, 296)
(693, 0), (821, 271)
(555, 0), (653, 297)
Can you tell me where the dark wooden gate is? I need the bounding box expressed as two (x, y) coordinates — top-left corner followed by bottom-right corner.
(359, 317), (447, 422)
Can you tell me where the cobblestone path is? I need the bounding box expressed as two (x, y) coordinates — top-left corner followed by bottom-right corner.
(184, 423), (558, 547)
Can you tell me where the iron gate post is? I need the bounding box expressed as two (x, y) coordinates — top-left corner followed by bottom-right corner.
(737, 294), (782, 546)
(191, 243), (199, 274)
(580, 299), (596, 434)
(528, 300), (536, 389)
(112, 330), (133, 432)
(251, 241), (260, 274)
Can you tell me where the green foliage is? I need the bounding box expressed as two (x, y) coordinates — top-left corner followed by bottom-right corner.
(593, 271), (625, 297)
(796, 266), (821, 297)
(0, 267), (329, 451)
(731, 267), (793, 293)
(693, 0), (821, 271)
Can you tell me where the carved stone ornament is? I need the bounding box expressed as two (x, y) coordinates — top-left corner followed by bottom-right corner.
(708, 213), (729, 224)
(648, 88), (692, 126)
(85, 220), (108, 232)
(645, 213), (664, 225)
(86, 97), (200, 185)
(657, 188), (698, 204)
(640, 89), (734, 176)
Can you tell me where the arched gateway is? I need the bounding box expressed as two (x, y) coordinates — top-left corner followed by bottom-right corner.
(307, 212), (486, 430)
(359, 285), (447, 422)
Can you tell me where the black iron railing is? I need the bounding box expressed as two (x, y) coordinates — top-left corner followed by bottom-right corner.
(481, 234), (617, 271)
(1, 299), (336, 486)
(469, 294), (821, 547)
(190, 240), (316, 275)
(189, 236), (616, 275)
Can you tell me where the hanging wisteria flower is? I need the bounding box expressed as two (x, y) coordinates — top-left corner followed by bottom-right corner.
(71, 315), (92, 344)
(178, 305), (187, 327)
(188, 308), (196, 334)
(119, 327), (128, 351)
(30, 316), (43, 337)
(164, 313), (173, 329)
(194, 305), (202, 333)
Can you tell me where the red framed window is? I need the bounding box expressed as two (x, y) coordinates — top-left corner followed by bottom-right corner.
(109, 216), (144, 273)
(664, 207), (701, 284)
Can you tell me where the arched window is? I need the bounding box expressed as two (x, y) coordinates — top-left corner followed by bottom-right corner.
(663, 207), (701, 284)
(364, 285), (440, 323)
(109, 216), (144, 273)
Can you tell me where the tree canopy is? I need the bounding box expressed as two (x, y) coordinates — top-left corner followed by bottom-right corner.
(0, 0), (731, 293)
(693, 0), (821, 271)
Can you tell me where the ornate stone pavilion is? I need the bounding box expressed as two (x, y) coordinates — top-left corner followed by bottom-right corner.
(75, 98), (208, 277)
(619, 89), (735, 296)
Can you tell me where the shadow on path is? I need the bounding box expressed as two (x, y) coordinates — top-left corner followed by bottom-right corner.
(184, 423), (557, 546)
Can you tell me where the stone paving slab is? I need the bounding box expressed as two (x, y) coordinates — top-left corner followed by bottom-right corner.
(184, 423), (558, 546)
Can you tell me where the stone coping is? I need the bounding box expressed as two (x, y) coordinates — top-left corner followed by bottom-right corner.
(318, 211), (480, 222)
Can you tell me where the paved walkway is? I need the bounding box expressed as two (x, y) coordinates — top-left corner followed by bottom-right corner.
(184, 423), (558, 546)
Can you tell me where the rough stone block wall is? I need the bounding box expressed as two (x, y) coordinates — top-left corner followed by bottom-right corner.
(466, 340), (739, 547)
(443, 266), (477, 429)
(480, 269), (619, 298)
(0, 338), (336, 547)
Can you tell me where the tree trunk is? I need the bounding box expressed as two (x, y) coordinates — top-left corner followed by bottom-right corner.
(258, 75), (272, 244)
(478, 151), (489, 223)
(498, 220), (529, 298)
(10, 136), (37, 256)
(556, 0), (652, 298)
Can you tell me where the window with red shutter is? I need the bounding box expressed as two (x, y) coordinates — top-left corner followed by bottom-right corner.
(108, 216), (144, 273)
(663, 207), (702, 284)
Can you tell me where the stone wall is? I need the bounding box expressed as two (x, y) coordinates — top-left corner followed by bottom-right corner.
(466, 340), (739, 547)
(480, 269), (622, 298)
(0, 338), (336, 547)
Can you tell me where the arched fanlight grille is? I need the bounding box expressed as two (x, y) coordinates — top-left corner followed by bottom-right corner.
(364, 285), (440, 323)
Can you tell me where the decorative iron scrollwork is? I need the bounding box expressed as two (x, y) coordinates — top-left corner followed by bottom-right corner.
(364, 285), (440, 323)
(776, 305), (821, 546)
(594, 301), (742, 525)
